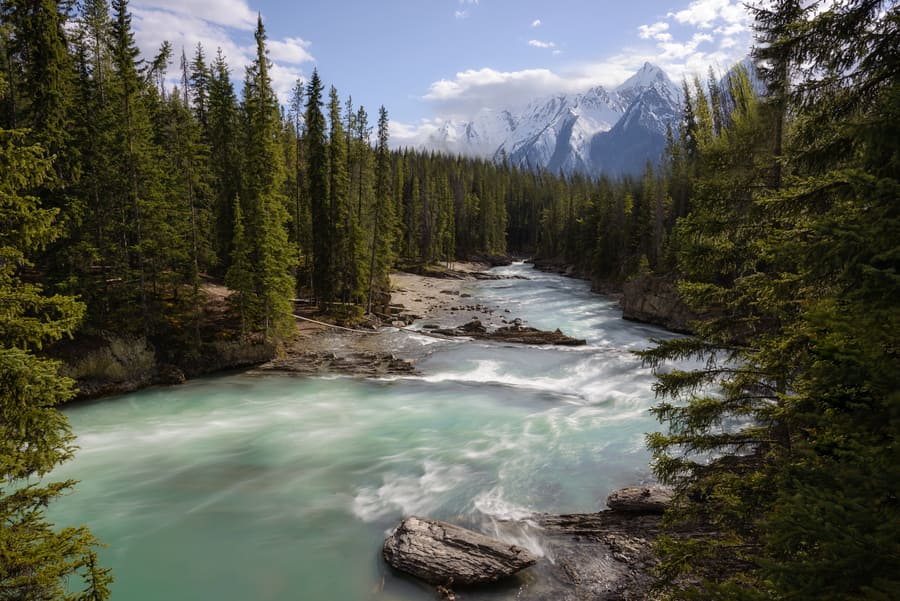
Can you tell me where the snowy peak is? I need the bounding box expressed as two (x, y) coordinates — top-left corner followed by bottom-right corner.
(617, 62), (668, 92)
(418, 62), (690, 176)
(614, 62), (681, 111)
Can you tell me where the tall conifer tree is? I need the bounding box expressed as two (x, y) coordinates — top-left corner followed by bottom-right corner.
(304, 68), (330, 305)
(239, 15), (295, 342)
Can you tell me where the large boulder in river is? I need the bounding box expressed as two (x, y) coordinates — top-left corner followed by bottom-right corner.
(383, 516), (537, 586)
(606, 486), (673, 514)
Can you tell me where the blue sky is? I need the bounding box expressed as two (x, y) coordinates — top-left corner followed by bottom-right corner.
(130, 0), (755, 142)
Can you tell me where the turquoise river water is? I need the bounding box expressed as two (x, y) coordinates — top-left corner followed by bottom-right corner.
(51, 262), (679, 600)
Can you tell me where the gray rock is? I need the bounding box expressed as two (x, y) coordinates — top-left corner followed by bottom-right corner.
(383, 516), (537, 586)
(606, 486), (672, 514)
(621, 275), (698, 333)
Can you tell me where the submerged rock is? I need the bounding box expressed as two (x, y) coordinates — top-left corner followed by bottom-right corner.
(383, 516), (537, 586)
(606, 486), (673, 514)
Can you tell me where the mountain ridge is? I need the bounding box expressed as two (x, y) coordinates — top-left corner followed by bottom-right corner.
(417, 62), (683, 177)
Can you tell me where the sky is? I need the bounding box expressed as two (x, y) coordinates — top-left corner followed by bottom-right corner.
(129, 0), (757, 143)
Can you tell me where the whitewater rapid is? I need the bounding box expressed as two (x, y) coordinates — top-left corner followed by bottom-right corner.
(51, 262), (679, 600)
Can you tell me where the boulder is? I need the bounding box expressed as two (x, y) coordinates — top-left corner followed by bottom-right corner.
(460, 318), (487, 334)
(430, 319), (585, 346)
(606, 487), (672, 514)
(490, 325), (586, 346)
(383, 516), (537, 586)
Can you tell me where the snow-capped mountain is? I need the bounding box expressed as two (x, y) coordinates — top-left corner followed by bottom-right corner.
(418, 62), (683, 177)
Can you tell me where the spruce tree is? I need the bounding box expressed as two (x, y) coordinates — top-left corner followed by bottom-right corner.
(0, 121), (111, 599)
(287, 78), (311, 289)
(327, 85), (362, 307)
(207, 48), (241, 271)
(366, 105), (395, 312)
(303, 68), (330, 305)
(224, 194), (253, 337)
(239, 15), (295, 342)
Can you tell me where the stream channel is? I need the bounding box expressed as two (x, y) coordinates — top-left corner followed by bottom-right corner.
(51, 262), (680, 600)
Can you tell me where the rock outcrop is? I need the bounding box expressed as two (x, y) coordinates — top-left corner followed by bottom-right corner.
(606, 486), (673, 514)
(383, 516), (537, 585)
(256, 351), (416, 377)
(621, 275), (697, 333)
(433, 318), (586, 346)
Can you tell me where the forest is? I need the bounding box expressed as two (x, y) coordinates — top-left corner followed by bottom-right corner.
(1, 0), (898, 599)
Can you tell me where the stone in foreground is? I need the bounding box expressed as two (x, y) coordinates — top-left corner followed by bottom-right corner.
(383, 516), (537, 586)
(606, 486), (673, 514)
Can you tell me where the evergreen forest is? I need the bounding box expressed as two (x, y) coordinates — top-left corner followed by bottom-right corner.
(0, 0), (897, 599)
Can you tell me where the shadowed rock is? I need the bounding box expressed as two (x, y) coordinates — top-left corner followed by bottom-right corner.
(383, 516), (537, 586)
(621, 275), (697, 333)
(606, 486), (672, 513)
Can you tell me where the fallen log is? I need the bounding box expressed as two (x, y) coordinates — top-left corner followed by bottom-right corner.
(383, 516), (537, 586)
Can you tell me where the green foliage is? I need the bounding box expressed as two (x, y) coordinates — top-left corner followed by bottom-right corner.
(327, 85), (363, 305)
(304, 68), (331, 305)
(0, 120), (110, 596)
(236, 17), (296, 343)
(640, 2), (900, 599)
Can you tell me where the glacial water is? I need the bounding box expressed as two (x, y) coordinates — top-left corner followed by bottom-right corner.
(51, 263), (679, 600)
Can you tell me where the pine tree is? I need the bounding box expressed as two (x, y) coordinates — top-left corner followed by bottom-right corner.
(1, 0), (76, 182)
(224, 194), (253, 337)
(0, 122), (111, 600)
(189, 42), (210, 132)
(366, 105), (395, 312)
(304, 68), (330, 305)
(239, 15), (295, 342)
(327, 85), (362, 307)
(207, 48), (241, 271)
(641, 2), (900, 596)
(287, 78), (311, 290)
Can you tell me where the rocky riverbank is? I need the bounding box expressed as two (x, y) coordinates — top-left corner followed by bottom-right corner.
(383, 487), (674, 601)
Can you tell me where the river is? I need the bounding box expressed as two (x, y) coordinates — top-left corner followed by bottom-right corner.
(51, 262), (679, 600)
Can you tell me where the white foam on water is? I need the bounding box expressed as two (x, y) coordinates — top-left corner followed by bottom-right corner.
(472, 487), (535, 521)
(471, 487), (548, 560)
(351, 460), (472, 522)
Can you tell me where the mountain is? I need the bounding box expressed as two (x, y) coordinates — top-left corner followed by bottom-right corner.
(417, 62), (683, 177)
(590, 64), (682, 176)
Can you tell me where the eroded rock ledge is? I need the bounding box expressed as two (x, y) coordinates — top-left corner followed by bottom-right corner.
(383, 487), (673, 600)
(432, 318), (586, 346)
(255, 351), (416, 377)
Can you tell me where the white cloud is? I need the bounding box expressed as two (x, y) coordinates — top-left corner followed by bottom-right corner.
(133, 0), (256, 30)
(423, 67), (575, 116)
(531, 19), (541, 28)
(131, 5), (310, 107)
(267, 37), (314, 64)
(455, 10), (469, 19)
(390, 118), (442, 147)
(658, 32), (714, 60)
(412, 0), (754, 127)
(668, 0), (749, 29)
(638, 21), (670, 40)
